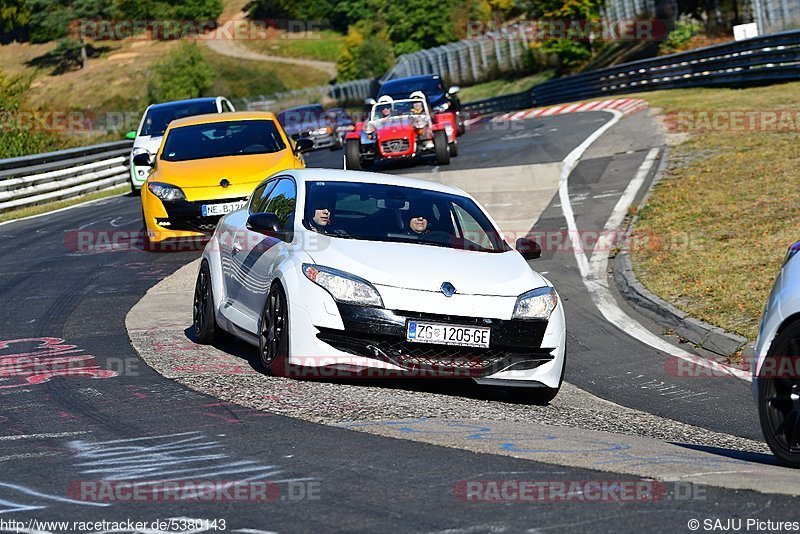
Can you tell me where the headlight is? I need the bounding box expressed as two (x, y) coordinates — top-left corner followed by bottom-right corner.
(337, 125), (355, 132)
(147, 182), (186, 202)
(363, 122), (376, 134)
(312, 127), (332, 135)
(512, 287), (558, 320)
(433, 102), (451, 113)
(302, 264), (383, 307)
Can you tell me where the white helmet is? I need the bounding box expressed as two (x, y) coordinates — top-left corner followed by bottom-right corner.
(409, 91), (426, 100)
(377, 95), (394, 104)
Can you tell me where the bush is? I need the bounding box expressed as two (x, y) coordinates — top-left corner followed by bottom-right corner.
(660, 15), (703, 55)
(336, 23), (394, 81)
(147, 42), (214, 103)
(0, 71), (68, 159)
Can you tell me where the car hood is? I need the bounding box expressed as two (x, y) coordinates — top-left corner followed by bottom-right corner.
(374, 119), (418, 138)
(133, 136), (163, 154)
(305, 235), (547, 297)
(154, 152), (297, 190)
(283, 120), (329, 134)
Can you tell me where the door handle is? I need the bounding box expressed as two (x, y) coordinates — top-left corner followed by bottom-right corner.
(232, 242), (243, 254)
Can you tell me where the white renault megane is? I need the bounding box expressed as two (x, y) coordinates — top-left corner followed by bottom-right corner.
(192, 168), (566, 403)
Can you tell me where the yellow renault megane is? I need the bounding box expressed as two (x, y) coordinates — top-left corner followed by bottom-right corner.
(136, 111), (312, 247)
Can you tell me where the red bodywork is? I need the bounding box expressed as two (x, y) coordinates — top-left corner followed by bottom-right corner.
(346, 112), (457, 160)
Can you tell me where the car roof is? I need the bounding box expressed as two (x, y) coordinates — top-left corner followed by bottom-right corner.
(287, 168), (469, 197)
(147, 97), (221, 111)
(382, 75), (441, 86)
(167, 111), (278, 129)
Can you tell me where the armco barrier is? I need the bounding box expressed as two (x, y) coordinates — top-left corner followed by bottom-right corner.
(0, 140), (133, 213)
(532, 29), (800, 106)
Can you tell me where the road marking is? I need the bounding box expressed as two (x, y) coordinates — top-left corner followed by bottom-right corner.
(557, 111), (751, 382)
(0, 432), (89, 441)
(0, 194), (127, 228)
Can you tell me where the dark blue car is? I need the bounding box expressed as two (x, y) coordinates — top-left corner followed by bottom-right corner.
(376, 75), (465, 135)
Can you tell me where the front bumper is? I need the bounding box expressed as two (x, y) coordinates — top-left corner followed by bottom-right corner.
(317, 304), (553, 378)
(144, 195), (247, 242)
(291, 131), (336, 149)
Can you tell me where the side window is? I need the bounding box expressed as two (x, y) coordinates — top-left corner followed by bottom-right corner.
(262, 179), (297, 231)
(452, 203), (496, 251)
(250, 179), (278, 214)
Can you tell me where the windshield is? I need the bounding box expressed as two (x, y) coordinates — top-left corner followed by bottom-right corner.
(140, 101), (218, 137)
(380, 79), (444, 99)
(160, 120), (286, 162)
(371, 100), (428, 121)
(303, 181), (509, 253)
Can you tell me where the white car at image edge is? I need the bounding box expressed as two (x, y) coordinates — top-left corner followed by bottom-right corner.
(192, 168), (567, 403)
(753, 240), (800, 467)
(128, 96), (234, 193)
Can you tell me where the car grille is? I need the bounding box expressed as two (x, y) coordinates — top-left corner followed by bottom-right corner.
(157, 218), (219, 232)
(381, 139), (410, 154)
(316, 329), (552, 378)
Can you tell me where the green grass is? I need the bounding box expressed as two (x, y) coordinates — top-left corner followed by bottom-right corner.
(241, 30), (345, 63)
(458, 71), (555, 103)
(0, 186), (129, 223)
(628, 82), (800, 341)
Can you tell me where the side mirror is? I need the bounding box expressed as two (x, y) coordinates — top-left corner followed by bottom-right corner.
(448, 86), (460, 95)
(294, 138), (315, 154)
(132, 152), (153, 167)
(516, 237), (542, 260)
(125, 130), (137, 140)
(364, 97), (376, 106)
(247, 212), (289, 241)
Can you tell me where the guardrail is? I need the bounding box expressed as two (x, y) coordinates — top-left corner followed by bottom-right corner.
(532, 29), (800, 106)
(462, 91), (534, 115)
(0, 140), (133, 214)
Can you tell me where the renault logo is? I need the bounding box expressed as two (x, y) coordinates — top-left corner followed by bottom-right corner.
(220, 178), (230, 188)
(440, 282), (456, 297)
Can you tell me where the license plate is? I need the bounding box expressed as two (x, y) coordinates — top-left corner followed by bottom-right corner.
(202, 200), (246, 217)
(406, 321), (490, 348)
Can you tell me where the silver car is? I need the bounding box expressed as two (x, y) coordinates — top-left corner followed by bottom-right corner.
(754, 240), (800, 467)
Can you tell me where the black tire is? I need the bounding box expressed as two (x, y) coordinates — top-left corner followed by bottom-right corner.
(506, 345), (566, 405)
(449, 142), (458, 157)
(434, 130), (450, 165)
(192, 261), (218, 344)
(259, 282), (290, 376)
(330, 137), (343, 151)
(758, 321), (800, 467)
(345, 139), (362, 171)
(457, 113), (466, 135)
(130, 181), (141, 196)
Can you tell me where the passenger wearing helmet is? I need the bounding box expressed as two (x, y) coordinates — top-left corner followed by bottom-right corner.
(409, 91), (426, 115)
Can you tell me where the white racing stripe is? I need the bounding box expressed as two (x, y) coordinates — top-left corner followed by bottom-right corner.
(558, 110), (751, 382)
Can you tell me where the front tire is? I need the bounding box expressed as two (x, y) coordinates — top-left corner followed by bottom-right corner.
(434, 130), (450, 165)
(345, 139), (362, 170)
(449, 142), (458, 157)
(259, 283), (290, 376)
(758, 321), (800, 467)
(192, 261), (218, 344)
